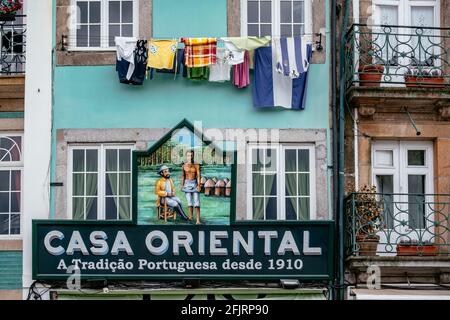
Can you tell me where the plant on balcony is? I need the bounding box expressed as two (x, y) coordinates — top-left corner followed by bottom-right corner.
(404, 68), (445, 88)
(397, 239), (438, 256)
(358, 64), (385, 87)
(0, 0), (22, 21)
(352, 185), (384, 256)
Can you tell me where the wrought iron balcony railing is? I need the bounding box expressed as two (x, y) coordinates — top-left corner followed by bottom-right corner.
(345, 193), (450, 256)
(0, 15), (26, 75)
(345, 24), (450, 89)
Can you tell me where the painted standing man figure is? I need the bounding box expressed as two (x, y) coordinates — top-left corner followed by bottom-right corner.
(155, 165), (190, 221)
(181, 150), (201, 224)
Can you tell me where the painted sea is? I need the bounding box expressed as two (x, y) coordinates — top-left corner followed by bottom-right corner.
(137, 165), (231, 225)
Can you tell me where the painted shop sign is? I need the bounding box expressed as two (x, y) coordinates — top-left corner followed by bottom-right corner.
(33, 120), (334, 280)
(33, 223), (333, 279)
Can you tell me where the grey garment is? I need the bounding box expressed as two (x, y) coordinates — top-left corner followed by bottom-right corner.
(185, 192), (200, 207)
(163, 196), (182, 208)
(182, 179), (198, 193)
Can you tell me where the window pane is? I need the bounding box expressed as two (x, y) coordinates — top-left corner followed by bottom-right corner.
(106, 197), (118, 219)
(260, 1), (271, 23)
(122, 24), (133, 37)
(285, 173), (297, 197)
(293, 1), (304, 23)
(109, 24), (121, 47)
(109, 1), (121, 23)
(106, 173), (117, 196)
(286, 198), (297, 220)
(89, 25), (101, 47)
(0, 214), (8, 234)
(247, 1), (259, 23)
(265, 197), (277, 220)
(122, 1), (133, 23)
(260, 24), (271, 36)
(77, 25), (88, 47)
(119, 173), (131, 195)
(376, 175), (394, 229)
(408, 175), (425, 229)
(119, 149), (131, 171)
(73, 150), (85, 172)
(253, 197), (264, 220)
(375, 150), (393, 167)
(85, 173), (98, 196)
(86, 197), (98, 220)
(10, 214), (20, 234)
(293, 24), (304, 36)
(298, 197), (309, 220)
(248, 24), (259, 36)
(298, 173), (309, 196)
(10, 192), (20, 213)
(119, 197), (131, 219)
(73, 174), (85, 196)
(285, 150), (297, 172)
(265, 148), (277, 171)
(0, 171), (9, 191)
(86, 150), (98, 172)
(10, 214), (19, 234)
(251, 149), (263, 172)
(265, 174), (277, 195)
(72, 197), (84, 220)
(252, 173), (264, 196)
(11, 170), (20, 191)
(106, 149), (118, 171)
(280, 1), (292, 23)
(0, 193), (9, 212)
(77, 1), (88, 23)
(281, 24), (292, 37)
(89, 1), (101, 23)
(408, 150), (425, 166)
(298, 149), (309, 171)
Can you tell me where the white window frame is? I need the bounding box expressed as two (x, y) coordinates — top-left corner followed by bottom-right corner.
(69, 0), (139, 51)
(0, 133), (24, 239)
(67, 143), (135, 220)
(240, 0), (313, 37)
(246, 143), (316, 221)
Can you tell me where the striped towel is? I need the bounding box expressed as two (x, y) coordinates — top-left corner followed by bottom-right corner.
(273, 36), (310, 79)
(181, 38), (217, 67)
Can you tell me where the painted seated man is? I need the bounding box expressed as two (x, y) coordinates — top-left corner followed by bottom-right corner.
(155, 165), (189, 221)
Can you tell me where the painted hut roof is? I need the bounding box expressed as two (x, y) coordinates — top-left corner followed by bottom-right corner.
(215, 180), (226, 187)
(204, 179), (215, 187)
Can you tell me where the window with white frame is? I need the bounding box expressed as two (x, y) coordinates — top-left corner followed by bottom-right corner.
(247, 144), (315, 220)
(68, 144), (133, 220)
(0, 134), (23, 236)
(241, 0), (312, 37)
(70, 0), (139, 50)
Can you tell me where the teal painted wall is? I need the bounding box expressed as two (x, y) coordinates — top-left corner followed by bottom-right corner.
(152, 0), (227, 38)
(0, 251), (22, 290)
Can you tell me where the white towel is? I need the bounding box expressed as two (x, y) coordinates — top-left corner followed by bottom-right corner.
(115, 36), (137, 80)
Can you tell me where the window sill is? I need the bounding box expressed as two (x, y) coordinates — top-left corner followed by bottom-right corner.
(56, 50), (117, 66)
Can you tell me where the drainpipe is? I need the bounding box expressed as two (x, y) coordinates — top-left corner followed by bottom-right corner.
(354, 108), (359, 190)
(330, 0), (339, 301)
(338, 0), (351, 300)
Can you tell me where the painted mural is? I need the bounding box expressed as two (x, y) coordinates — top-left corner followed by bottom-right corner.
(137, 125), (233, 225)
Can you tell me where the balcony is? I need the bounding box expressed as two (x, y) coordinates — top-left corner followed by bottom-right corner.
(0, 15), (26, 113)
(344, 24), (450, 119)
(345, 193), (450, 284)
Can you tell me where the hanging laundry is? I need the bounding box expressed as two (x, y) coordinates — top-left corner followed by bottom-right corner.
(115, 36), (137, 83)
(148, 49), (185, 79)
(273, 36), (310, 79)
(186, 67), (210, 81)
(129, 40), (148, 85)
(233, 50), (250, 88)
(209, 47), (231, 82)
(181, 38), (217, 67)
(147, 39), (178, 70)
(221, 39), (245, 65)
(252, 44), (312, 109)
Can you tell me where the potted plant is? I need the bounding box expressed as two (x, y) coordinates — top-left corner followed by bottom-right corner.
(404, 68), (445, 88)
(358, 64), (385, 87)
(0, 0), (22, 21)
(397, 239), (438, 256)
(353, 185), (384, 256)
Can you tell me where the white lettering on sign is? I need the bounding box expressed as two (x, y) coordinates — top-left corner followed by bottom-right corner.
(66, 231), (89, 256)
(89, 231), (109, 256)
(277, 231), (300, 255)
(173, 231), (194, 256)
(257, 231), (278, 255)
(44, 230), (65, 256)
(111, 231), (134, 256)
(232, 231), (254, 255)
(210, 231), (228, 255)
(303, 230), (322, 255)
(145, 230), (169, 255)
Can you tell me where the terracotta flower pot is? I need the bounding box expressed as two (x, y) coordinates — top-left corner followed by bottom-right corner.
(396, 245), (438, 256)
(358, 64), (385, 87)
(404, 76), (445, 88)
(356, 234), (380, 256)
